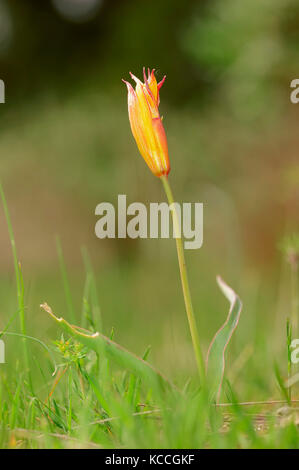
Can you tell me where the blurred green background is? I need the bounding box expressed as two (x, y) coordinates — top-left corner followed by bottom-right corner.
(0, 0), (299, 398)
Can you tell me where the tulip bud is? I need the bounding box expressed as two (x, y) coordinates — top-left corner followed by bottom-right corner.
(123, 68), (170, 177)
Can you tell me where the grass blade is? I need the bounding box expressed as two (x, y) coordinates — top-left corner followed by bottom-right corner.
(56, 237), (76, 323)
(0, 182), (33, 391)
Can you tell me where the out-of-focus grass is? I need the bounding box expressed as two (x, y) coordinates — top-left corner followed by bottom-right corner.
(0, 162), (298, 447)
(0, 236), (298, 448)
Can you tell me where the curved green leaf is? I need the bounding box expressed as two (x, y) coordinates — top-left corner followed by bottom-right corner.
(41, 302), (176, 396)
(206, 276), (242, 403)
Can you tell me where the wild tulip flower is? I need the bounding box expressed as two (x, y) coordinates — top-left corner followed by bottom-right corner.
(122, 68), (170, 177)
(123, 68), (205, 386)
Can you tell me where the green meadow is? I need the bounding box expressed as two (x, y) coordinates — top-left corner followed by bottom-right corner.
(0, 0), (298, 449)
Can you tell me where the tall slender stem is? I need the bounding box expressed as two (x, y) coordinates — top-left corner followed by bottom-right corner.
(161, 175), (205, 385)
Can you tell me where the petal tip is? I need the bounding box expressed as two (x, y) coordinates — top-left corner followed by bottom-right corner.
(158, 75), (166, 90)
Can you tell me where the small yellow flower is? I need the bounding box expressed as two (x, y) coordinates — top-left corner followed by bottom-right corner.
(123, 68), (170, 177)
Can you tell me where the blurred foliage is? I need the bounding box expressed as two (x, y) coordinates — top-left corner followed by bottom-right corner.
(0, 0), (200, 106)
(182, 0), (299, 121)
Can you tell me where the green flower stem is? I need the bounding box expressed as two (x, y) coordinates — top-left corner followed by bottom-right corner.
(161, 175), (205, 385)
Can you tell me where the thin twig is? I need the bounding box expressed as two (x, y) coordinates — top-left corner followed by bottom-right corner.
(9, 428), (101, 449)
(73, 408), (162, 429)
(216, 399), (299, 407)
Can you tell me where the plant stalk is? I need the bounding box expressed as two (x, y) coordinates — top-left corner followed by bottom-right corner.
(161, 175), (205, 385)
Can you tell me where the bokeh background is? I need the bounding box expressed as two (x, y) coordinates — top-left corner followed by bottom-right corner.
(0, 0), (299, 398)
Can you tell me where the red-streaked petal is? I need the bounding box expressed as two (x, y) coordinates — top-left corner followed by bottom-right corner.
(143, 66), (147, 84)
(152, 117), (170, 176)
(147, 69), (159, 106)
(129, 72), (143, 88)
(157, 75), (166, 90)
(122, 79), (137, 104)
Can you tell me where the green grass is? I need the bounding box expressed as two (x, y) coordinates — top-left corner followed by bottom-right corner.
(0, 183), (298, 449)
(0, 0), (298, 448)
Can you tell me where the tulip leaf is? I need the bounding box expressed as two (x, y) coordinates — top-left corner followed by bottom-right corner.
(40, 302), (176, 396)
(206, 276), (242, 403)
